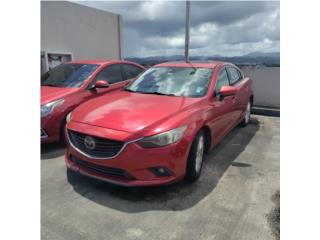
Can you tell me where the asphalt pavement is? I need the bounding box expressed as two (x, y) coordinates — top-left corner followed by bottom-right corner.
(41, 115), (280, 240)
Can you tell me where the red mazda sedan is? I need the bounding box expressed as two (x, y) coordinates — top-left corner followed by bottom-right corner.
(41, 60), (145, 143)
(65, 61), (253, 186)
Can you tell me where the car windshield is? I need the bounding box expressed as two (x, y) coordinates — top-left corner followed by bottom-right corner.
(41, 63), (99, 88)
(125, 67), (213, 97)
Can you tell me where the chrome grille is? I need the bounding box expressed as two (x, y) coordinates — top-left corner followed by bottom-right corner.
(68, 130), (124, 158)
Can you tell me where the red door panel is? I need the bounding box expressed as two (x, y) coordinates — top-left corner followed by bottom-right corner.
(207, 96), (235, 144)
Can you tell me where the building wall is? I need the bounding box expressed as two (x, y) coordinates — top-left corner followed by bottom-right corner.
(241, 67), (280, 108)
(41, 1), (122, 60)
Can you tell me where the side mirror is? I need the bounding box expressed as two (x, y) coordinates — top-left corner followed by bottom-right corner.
(219, 86), (237, 98)
(93, 80), (109, 89)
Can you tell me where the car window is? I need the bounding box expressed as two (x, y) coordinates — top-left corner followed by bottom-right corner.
(41, 63), (99, 88)
(214, 68), (230, 96)
(122, 64), (144, 80)
(94, 64), (123, 84)
(237, 69), (243, 79)
(227, 67), (241, 85)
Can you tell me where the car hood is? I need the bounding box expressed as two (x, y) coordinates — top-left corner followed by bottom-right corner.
(71, 90), (200, 134)
(41, 86), (79, 105)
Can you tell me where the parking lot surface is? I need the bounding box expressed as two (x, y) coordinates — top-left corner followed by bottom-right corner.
(41, 115), (279, 240)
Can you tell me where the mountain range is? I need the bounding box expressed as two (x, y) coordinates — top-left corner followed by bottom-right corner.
(126, 51), (280, 66)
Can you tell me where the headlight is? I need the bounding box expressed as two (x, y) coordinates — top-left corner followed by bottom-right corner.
(41, 99), (64, 117)
(137, 126), (187, 148)
(66, 112), (72, 123)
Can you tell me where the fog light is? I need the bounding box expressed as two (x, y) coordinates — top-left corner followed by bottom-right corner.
(149, 167), (173, 177)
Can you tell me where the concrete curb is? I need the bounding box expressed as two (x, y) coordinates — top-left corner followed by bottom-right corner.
(252, 106), (280, 117)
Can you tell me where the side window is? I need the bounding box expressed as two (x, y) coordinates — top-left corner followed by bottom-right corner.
(237, 69), (243, 80)
(227, 67), (241, 85)
(94, 64), (123, 84)
(214, 68), (230, 96)
(122, 64), (144, 80)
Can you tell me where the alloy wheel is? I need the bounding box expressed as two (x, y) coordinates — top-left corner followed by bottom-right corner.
(245, 101), (251, 124)
(195, 135), (205, 174)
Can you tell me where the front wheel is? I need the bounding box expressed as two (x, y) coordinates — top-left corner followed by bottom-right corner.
(185, 130), (206, 182)
(239, 100), (251, 127)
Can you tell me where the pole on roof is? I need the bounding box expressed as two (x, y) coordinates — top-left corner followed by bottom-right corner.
(185, 0), (190, 63)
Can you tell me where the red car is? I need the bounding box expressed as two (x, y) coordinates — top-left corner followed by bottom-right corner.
(65, 61), (253, 186)
(41, 60), (145, 143)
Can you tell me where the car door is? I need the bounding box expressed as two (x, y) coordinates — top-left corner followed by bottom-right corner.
(93, 63), (128, 93)
(208, 67), (236, 143)
(226, 66), (247, 123)
(81, 64), (127, 102)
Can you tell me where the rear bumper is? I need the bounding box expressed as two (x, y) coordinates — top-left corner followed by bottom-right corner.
(65, 122), (192, 186)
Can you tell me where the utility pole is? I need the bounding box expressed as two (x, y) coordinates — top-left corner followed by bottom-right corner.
(185, 0), (190, 62)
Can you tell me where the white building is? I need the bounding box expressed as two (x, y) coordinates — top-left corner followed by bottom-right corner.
(41, 1), (122, 73)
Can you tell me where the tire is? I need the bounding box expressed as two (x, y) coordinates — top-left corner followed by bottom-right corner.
(239, 100), (252, 127)
(185, 129), (206, 182)
(59, 118), (67, 145)
(66, 168), (82, 183)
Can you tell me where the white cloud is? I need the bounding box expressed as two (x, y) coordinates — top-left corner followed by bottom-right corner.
(76, 1), (280, 57)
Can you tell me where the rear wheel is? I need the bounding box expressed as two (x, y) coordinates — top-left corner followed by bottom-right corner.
(239, 100), (251, 127)
(185, 130), (206, 182)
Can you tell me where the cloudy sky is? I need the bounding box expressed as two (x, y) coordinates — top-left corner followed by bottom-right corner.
(76, 1), (280, 58)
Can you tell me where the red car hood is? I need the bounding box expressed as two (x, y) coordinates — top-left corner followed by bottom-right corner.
(41, 86), (79, 105)
(71, 90), (200, 134)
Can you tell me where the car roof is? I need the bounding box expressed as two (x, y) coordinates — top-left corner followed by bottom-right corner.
(67, 59), (141, 66)
(154, 61), (224, 69)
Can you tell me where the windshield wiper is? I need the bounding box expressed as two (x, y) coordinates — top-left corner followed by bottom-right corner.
(138, 91), (177, 97)
(124, 88), (177, 96)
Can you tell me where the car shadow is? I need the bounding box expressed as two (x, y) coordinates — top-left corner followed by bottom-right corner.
(41, 142), (66, 160)
(67, 117), (260, 212)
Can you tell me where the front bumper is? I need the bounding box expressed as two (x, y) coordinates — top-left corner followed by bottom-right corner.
(65, 122), (192, 186)
(41, 116), (61, 143)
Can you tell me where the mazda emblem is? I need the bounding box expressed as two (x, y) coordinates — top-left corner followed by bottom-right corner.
(84, 136), (96, 150)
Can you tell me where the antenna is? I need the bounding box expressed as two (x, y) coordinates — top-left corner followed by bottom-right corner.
(185, 0), (190, 63)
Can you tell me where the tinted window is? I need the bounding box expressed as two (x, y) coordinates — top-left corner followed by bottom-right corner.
(122, 64), (143, 79)
(237, 69), (243, 79)
(95, 64), (123, 84)
(227, 67), (241, 85)
(126, 67), (213, 97)
(41, 63), (99, 88)
(214, 68), (230, 96)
